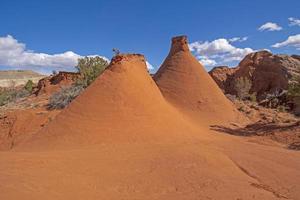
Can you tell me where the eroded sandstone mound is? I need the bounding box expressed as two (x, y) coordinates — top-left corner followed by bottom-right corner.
(154, 36), (242, 124)
(18, 54), (196, 150)
(0, 109), (59, 150)
(1, 43), (300, 200)
(34, 71), (80, 96)
(209, 51), (300, 100)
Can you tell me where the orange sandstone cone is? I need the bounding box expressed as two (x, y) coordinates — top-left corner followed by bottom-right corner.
(154, 36), (243, 125)
(18, 54), (196, 150)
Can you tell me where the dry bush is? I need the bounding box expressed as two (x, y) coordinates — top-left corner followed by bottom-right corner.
(234, 77), (252, 100)
(48, 85), (84, 110)
(0, 89), (30, 106)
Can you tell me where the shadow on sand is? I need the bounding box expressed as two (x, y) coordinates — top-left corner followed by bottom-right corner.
(210, 121), (300, 150)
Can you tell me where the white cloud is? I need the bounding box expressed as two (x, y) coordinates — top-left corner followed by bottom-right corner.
(145, 61), (154, 71)
(196, 55), (217, 66)
(289, 17), (300, 27)
(258, 22), (282, 31)
(229, 37), (248, 43)
(272, 34), (300, 50)
(189, 38), (255, 67)
(0, 35), (108, 73)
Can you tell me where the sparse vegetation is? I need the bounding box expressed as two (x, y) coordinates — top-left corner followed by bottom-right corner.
(112, 48), (120, 56)
(24, 80), (34, 93)
(75, 56), (109, 88)
(249, 92), (257, 102)
(52, 70), (58, 75)
(277, 105), (286, 112)
(0, 88), (30, 106)
(234, 77), (252, 100)
(47, 56), (108, 109)
(288, 76), (300, 98)
(288, 76), (300, 116)
(48, 85), (84, 110)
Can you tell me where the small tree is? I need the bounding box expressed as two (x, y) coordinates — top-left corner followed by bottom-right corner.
(24, 80), (34, 93)
(75, 56), (109, 88)
(52, 70), (58, 75)
(112, 48), (120, 56)
(288, 76), (300, 98)
(234, 77), (252, 100)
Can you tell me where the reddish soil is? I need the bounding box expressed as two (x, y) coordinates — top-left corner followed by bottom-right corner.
(0, 108), (59, 150)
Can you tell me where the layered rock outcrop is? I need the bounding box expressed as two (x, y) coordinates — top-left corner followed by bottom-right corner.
(34, 71), (80, 96)
(209, 51), (300, 100)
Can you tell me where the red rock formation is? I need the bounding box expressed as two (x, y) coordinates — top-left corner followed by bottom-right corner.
(34, 71), (80, 96)
(154, 36), (244, 124)
(294, 96), (300, 116)
(18, 54), (197, 150)
(208, 66), (237, 93)
(209, 51), (300, 100)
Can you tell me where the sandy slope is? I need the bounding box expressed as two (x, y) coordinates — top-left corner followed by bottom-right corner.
(15, 54), (198, 150)
(1, 128), (299, 199)
(154, 36), (245, 125)
(0, 47), (299, 199)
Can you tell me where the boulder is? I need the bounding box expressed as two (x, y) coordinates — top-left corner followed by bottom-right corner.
(209, 51), (300, 100)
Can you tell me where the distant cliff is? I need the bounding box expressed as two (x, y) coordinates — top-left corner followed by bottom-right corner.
(0, 70), (46, 87)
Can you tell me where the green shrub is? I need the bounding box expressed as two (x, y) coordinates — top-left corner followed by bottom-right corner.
(0, 91), (10, 106)
(288, 76), (300, 98)
(75, 56), (109, 88)
(249, 93), (257, 102)
(24, 80), (34, 93)
(48, 85), (84, 110)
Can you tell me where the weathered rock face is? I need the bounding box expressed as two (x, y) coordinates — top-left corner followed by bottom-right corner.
(209, 51), (300, 100)
(34, 71), (80, 96)
(294, 96), (300, 116)
(292, 55), (300, 62)
(208, 66), (237, 93)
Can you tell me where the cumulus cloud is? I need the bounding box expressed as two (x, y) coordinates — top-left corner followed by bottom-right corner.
(0, 35), (110, 73)
(272, 34), (300, 50)
(288, 17), (300, 27)
(196, 55), (217, 66)
(189, 38), (255, 68)
(229, 37), (248, 43)
(145, 61), (154, 71)
(258, 22), (282, 31)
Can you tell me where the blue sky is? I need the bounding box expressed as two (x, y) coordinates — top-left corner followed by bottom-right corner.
(0, 0), (300, 74)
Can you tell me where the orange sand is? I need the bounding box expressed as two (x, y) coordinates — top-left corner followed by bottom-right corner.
(154, 36), (244, 125)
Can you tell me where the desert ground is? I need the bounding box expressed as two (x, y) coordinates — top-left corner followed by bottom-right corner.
(0, 36), (299, 200)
